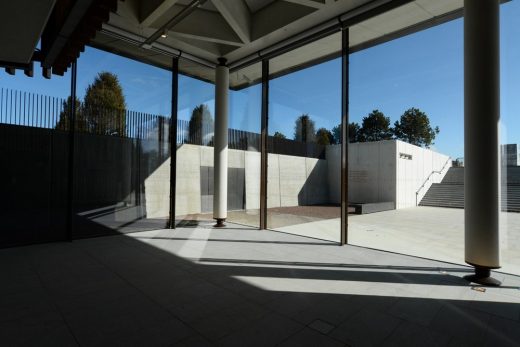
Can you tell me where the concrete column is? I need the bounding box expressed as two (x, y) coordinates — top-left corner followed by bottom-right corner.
(464, 0), (501, 286)
(213, 58), (229, 227)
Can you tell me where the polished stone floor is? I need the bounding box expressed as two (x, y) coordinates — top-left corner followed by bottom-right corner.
(1, 222), (520, 346)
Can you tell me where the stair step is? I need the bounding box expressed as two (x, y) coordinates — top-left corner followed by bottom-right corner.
(418, 167), (520, 211)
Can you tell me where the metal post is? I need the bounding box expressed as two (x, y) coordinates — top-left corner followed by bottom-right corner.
(66, 60), (77, 241)
(260, 59), (269, 230)
(168, 57), (179, 229)
(213, 58), (229, 227)
(340, 27), (349, 245)
(464, 0), (501, 286)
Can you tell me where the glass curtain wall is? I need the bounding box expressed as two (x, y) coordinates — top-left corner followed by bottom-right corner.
(175, 62), (215, 226)
(227, 63), (262, 228)
(267, 33), (342, 242)
(0, 69), (71, 246)
(500, 0), (520, 275)
(348, 15), (464, 263)
(73, 47), (172, 238)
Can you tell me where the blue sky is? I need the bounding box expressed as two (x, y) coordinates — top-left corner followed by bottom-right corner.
(1, 2), (518, 159)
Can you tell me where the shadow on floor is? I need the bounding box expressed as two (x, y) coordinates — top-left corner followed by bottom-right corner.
(1, 223), (519, 347)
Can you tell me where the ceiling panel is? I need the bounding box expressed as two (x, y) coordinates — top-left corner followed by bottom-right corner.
(88, 0), (470, 84)
(0, 0), (55, 64)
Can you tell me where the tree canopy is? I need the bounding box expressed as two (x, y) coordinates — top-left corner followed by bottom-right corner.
(315, 127), (335, 145)
(331, 124), (341, 144)
(55, 96), (82, 131)
(273, 131), (287, 139)
(188, 104), (214, 145)
(348, 122), (361, 143)
(83, 72), (126, 136)
(293, 114), (316, 143)
(358, 110), (393, 142)
(393, 107), (439, 148)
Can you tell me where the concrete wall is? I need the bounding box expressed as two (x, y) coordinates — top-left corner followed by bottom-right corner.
(348, 141), (397, 204)
(326, 140), (450, 208)
(146, 140), (451, 217)
(267, 154), (329, 208)
(150, 144), (330, 217)
(395, 141), (451, 208)
(168, 145), (260, 217)
(327, 145), (341, 204)
(144, 158), (171, 219)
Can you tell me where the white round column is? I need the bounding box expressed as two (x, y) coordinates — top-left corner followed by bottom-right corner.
(464, 0), (501, 286)
(213, 58), (229, 227)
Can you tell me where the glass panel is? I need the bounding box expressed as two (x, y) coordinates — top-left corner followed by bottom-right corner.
(175, 66), (215, 225)
(348, 15), (464, 264)
(226, 62), (262, 228)
(73, 47), (172, 237)
(500, 0), (520, 275)
(268, 33), (342, 242)
(0, 68), (71, 246)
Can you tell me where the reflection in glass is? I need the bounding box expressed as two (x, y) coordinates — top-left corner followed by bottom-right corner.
(499, 1), (520, 275)
(73, 47), (172, 237)
(268, 34), (342, 242)
(348, 17), (464, 265)
(0, 71), (71, 246)
(226, 63), (262, 228)
(175, 72), (215, 225)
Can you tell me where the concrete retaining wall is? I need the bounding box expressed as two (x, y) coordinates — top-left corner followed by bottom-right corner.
(324, 140), (450, 209)
(149, 144), (331, 217)
(143, 140), (452, 217)
(395, 141), (451, 208)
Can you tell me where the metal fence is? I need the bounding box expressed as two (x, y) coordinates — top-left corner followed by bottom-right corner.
(1, 88), (326, 158)
(176, 120), (326, 158)
(0, 88), (65, 129)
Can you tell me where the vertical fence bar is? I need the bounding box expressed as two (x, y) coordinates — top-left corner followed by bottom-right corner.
(136, 112), (141, 206)
(260, 59), (269, 230)
(42, 95), (45, 128)
(169, 57), (179, 229)
(15, 90), (18, 125)
(10, 89), (13, 124)
(44, 95), (47, 128)
(8, 89), (11, 124)
(23, 92), (26, 126)
(66, 61), (77, 241)
(18, 90), (21, 125)
(47, 96), (50, 128)
(340, 27), (349, 245)
(30, 93), (33, 127)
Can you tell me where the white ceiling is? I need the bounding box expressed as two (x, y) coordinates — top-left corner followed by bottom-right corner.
(90, 0), (466, 87)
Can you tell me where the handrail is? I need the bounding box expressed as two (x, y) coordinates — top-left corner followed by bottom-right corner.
(415, 157), (452, 206)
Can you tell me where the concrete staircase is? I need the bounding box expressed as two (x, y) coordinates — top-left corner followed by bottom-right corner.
(419, 167), (520, 212)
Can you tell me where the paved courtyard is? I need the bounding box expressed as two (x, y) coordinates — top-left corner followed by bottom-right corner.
(2, 223), (520, 346)
(272, 206), (520, 276)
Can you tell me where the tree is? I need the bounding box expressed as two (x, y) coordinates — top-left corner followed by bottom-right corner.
(393, 107), (439, 148)
(188, 104), (214, 145)
(273, 131), (287, 140)
(331, 124), (341, 144)
(55, 96), (83, 131)
(348, 122), (361, 143)
(83, 72), (126, 136)
(316, 128), (335, 145)
(332, 122), (361, 144)
(293, 114), (316, 143)
(358, 110), (393, 142)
